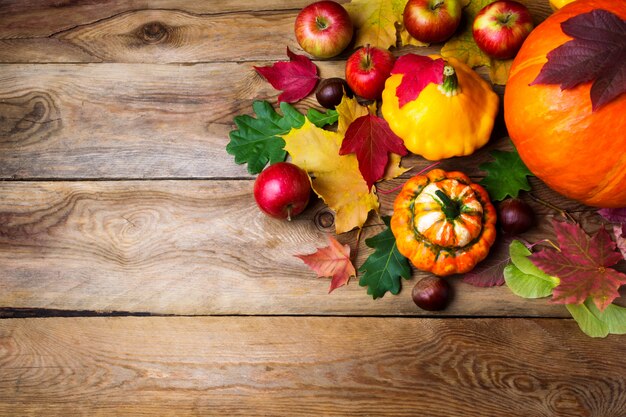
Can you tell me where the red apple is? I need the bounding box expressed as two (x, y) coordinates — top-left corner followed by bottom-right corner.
(345, 45), (395, 100)
(254, 162), (311, 221)
(403, 0), (462, 43)
(472, 0), (534, 60)
(294, 1), (353, 59)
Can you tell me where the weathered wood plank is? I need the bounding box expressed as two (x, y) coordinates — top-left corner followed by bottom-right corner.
(0, 0), (320, 38)
(0, 61), (289, 179)
(0, 60), (503, 179)
(0, 0), (551, 64)
(0, 180), (615, 317)
(1, 316), (624, 416)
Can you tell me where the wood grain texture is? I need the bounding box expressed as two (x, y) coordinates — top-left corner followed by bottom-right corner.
(0, 1), (551, 64)
(0, 60), (505, 179)
(1, 316), (625, 417)
(0, 180), (620, 316)
(0, 1), (336, 63)
(0, 61), (287, 179)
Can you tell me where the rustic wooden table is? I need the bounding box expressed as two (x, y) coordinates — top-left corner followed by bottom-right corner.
(1, 1), (624, 416)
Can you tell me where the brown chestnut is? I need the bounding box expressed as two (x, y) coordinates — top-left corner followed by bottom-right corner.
(315, 77), (353, 109)
(498, 198), (535, 235)
(412, 276), (451, 311)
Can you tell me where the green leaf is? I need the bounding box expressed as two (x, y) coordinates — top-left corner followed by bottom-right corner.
(306, 108), (339, 128)
(566, 303), (610, 338)
(585, 300), (626, 334)
(279, 101), (306, 128)
(226, 101), (305, 174)
(359, 216), (411, 299)
(504, 241), (559, 299)
(509, 241), (560, 286)
(504, 264), (556, 299)
(479, 149), (533, 201)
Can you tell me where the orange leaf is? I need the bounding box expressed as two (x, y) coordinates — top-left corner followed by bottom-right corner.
(296, 236), (356, 293)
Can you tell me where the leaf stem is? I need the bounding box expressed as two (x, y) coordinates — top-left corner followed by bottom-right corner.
(377, 161), (441, 195)
(528, 193), (576, 222)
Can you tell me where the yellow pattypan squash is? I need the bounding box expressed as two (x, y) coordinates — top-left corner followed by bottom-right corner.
(550, 0), (575, 10)
(381, 54), (499, 161)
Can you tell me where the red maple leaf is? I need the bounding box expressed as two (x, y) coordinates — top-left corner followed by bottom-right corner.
(254, 47), (319, 103)
(339, 114), (407, 190)
(295, 236), (356, 293)
(530, 220), (626, 311)
(390, 54), (445, 108)
(531, 10), (626, 111)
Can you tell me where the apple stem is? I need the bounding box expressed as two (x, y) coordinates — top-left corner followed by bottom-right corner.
(286, 205), (293, 222)
(315, 16), (328, 30)
(437, 65), (460, 97)
(364, 44), (372, 69)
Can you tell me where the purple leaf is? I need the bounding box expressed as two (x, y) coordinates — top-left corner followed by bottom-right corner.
(531, 10), (626, 111)
(463, 235), (514, 287)
(598, 207), (626, 223)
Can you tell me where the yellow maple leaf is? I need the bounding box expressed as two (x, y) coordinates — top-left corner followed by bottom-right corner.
(441, 0), (512, 85)
(335, 95), (375, 135)
(346, 0), (420, 49)
(282, 118), (379, 234)
(383, 153), (411, 180)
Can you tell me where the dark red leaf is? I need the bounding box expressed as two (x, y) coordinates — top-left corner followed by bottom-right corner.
(390, 54), (445, 108)
(612, 225), (626, 260)
(463, 235), (515, 287)
(531, 10), (626, 111)
(598, 207), (626, 224)
(530, 220), (626, 311)
(254, 47), (319, 103)
(339, 114), (407, 190)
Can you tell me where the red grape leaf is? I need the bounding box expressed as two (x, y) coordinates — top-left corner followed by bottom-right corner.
(390, 54), (445, 108)
(339, 114), (407, 190)
(295, 236), (356, 293)
(530, 220), (626, 311)
(531, 10), (626, 111)
(463, 235), (515, 287)
(254, 47), (319, 103)
(598, 207), (626, 224)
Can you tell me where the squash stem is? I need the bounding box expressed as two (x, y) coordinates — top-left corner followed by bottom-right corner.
(435, 190), (460, 220)
(438, 65), (459, 97)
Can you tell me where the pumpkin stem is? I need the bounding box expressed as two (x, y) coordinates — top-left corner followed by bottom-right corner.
(435, 190), (461, 220)
(438, 65), (460, 97)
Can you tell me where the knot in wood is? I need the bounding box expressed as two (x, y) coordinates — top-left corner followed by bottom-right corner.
(141, 22), (168, 44)
(314, 209), (335, 232)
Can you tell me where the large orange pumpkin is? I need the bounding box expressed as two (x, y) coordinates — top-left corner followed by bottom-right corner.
(504, 0), (626, 208)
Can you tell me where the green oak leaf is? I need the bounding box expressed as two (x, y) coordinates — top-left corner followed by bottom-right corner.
(359, 216), (411, 299)
(504, 240), (559, 299)
(479, 149), (534, 201)
(227, 101), (304, 174)
(306, 108), (339, 127)
(227, 101), (337, 174)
